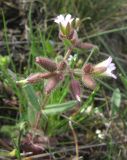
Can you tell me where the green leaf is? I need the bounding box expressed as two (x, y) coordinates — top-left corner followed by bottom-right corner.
(27, 104), (38, 126)
(63, 39), (72, 48)
(45, 40), (54, 54)
(111, 88), (121, 115)
(0, 55), (10, 68)
(23, 84), (41, 125)
(23, 84), (40, 111)
(43, 100), (77, 115)
(111, 88), (121, 108)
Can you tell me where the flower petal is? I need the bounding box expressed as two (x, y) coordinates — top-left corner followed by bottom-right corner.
(95, 56), (112, 68)
(109, 63), (116, 71)
(103, 68), (117, 79)
(54, 15), (64, 24)
(54, 14), (74, 28)
(65, 14), (72, 21)
(94, 56), (116, 79)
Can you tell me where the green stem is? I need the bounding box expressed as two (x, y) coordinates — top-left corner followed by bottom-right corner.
(16, 130), (23, 160)
(64, 47), (73, 60)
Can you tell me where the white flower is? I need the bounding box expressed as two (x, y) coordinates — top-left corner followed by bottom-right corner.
(54, 14), (80, 42)
(54, 14), (74, 28)
(68, 54), (77, 63)
(96, 129), (101, 135)
(94, 56), (117, 79)
(96, 129), (104, 140)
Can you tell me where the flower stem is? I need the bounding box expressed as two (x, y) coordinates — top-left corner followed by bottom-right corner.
(69, 120), (79, 160)
(64, 47), (73, 60)
(85, 46), (99, 64)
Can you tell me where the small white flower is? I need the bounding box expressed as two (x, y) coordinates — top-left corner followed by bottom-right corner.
(94, 56), (117, 79)
(85, 105), (93, 114)
(54, 14), (74, 28)
(96, 129), (105, 140)
(68, 54), (77, 63)
(96, 129), (101, 135)
(54, 14), (80, 42)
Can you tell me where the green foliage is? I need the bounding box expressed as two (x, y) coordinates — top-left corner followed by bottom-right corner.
(44, 100), (77, 115)
(80, 86), (99, 113)
(23, 84), (41, 111)
(0, 55), (10, 68)
(111, 88), (121, 115)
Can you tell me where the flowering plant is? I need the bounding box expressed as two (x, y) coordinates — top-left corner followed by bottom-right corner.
(16, 14), (116, 154)
(17, 13), (116, 106)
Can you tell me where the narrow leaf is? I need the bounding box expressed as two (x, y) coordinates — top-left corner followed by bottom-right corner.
(111, 88), (121, 108)
(43, 100), (77, 115)
(23, 84), (40, 111)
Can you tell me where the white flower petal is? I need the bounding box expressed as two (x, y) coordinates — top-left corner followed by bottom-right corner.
(94, 56), (116, 79)
(65, 14), (72, 21)
(65, 14), (74, 24)
(111, 73), (117, 79)
(103, 68), (117, 79)
(95, 56), (112, 68)
(109, 63), (116, 71)
(54, 14), (74, 28)
(54, 15), (64, 24)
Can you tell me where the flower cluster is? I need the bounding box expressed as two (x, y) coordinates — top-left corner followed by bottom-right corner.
(17, 14), (117, 103)
(24, 57), (66, 94)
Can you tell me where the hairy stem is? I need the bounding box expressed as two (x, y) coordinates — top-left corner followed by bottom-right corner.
(64, 47), (73, 60)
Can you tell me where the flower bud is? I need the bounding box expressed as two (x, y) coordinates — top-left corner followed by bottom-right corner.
(92, 66), (107, 74)
(44, 74), (64, 94)
(70, 79), (81, 102)
(76, 42), (96, 49)
(83, 64), (93, 74)
(35, 57), (57, 72)
(82, 74), (96, 90)
(27, 72), (57, 83)
(69, 30), (78, 44)
(59, 30), (78, 44)
(57, 60), (67, 71)
(27, 73), (43, 83)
